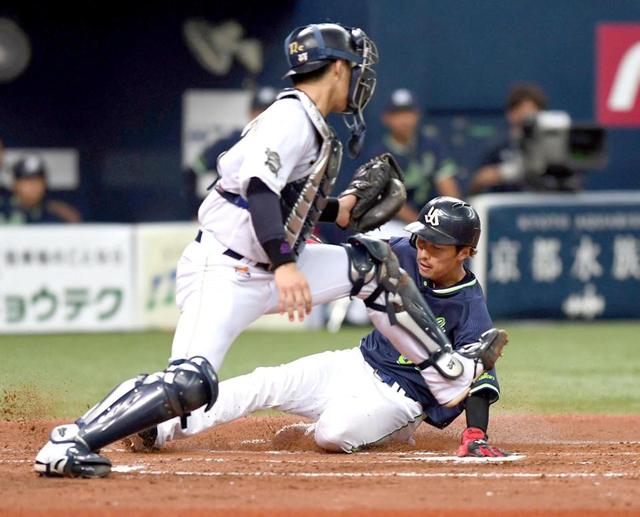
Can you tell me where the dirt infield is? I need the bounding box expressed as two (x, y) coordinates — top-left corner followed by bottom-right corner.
(1, 414), (639, 516)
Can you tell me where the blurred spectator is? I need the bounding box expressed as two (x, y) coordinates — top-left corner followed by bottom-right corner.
(184, 86), (279, 217)
(0, 139), (12, 221)
(0, 138), (9, 192)
(0, 155), (81, 224)
(368, 88), (460, 236)
(469, 82), (547, 195)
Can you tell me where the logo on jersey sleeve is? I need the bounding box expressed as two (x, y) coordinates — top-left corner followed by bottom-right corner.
(264, 148), (281, 175)
(424, 206), (445, 227)
(436, 316), (446, 329)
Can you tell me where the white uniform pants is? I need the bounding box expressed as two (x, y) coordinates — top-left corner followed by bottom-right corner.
(158, 347), (424, 453)
(170, 231), (367, 370)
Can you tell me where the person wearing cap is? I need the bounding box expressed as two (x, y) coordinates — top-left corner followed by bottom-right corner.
(368, 88), (460, 237)
(0, 155), (81, 224)
(183, 86), (279, 218)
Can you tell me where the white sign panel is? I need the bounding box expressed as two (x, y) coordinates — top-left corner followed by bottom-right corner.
(0, 225), (135, 333)
(182, 89), (250, 198)
(135, 223), (197, 329)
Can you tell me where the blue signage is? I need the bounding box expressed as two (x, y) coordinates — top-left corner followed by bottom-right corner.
(473, 193), (640, 319)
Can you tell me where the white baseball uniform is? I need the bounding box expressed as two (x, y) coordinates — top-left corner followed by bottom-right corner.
(171, 89), (434, 371)
(170, 89), (356, 369)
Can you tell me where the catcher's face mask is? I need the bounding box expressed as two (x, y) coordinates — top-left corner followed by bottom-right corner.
(343, 27), (379, 158)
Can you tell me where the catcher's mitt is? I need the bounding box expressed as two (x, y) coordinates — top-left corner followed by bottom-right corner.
(340, 153), (406, 233)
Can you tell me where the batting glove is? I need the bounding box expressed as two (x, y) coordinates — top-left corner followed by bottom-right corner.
(457, 427), (510, 457)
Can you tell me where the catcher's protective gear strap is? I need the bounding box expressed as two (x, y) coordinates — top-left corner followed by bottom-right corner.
(276, 89), (342, 256)
(343, 235), (462, 378)
(76, 356), (218, 451)
(342, 237), (377, 297)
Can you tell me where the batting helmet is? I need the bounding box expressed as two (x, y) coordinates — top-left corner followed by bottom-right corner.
(283, 23), (378, 158)
(405, 197), (481, 249)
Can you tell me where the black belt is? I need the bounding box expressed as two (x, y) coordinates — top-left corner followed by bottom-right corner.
(214, 184), (249, 209)
(195, 231), (270, 270)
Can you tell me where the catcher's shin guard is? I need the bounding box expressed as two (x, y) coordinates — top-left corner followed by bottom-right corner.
(343, 235), (463, 379)
(75, 356), (218, 451)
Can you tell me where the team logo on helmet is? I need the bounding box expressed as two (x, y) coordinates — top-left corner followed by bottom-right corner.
(424, 206), (444, 227)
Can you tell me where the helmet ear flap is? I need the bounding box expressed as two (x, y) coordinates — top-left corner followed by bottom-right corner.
(409, 234), (418, 248)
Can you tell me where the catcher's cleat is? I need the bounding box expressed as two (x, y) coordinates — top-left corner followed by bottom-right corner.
(457, 427), (511, 458)
(122, 426), (159, 453)
(459, 328), (508, 371)
(34, 424), (112, 478)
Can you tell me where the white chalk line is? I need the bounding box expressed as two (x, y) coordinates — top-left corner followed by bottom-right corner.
(101, 440), (640, 453)
(526, 440), (640, 446)
(101, 452), (639, 467)
(265, 455), (527, 463)
(182, 455), (526, 464)
(110, 466), (638, 479)
(2, 459), (636, 479)
(3, 450), (640, 466)
(158, 454), (526, 464)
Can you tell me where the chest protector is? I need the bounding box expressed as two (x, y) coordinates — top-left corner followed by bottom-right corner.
(277, 89), (343, 256)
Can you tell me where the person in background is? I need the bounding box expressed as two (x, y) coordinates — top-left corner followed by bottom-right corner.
(184, 86), (279, 217)
(469, 82), (547, 195)
(367, 88), (460, 238)
(0, 138), (9, 193)
(0, 155), (81, 224)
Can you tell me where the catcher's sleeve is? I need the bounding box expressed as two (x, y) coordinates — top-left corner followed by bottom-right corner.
(246, 177), (295, 268)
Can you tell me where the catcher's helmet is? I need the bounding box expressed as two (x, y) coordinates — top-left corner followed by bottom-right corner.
(405, 196), (481, 249)
(284, 23), (364, 76)
(283, 23), (378, 158)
